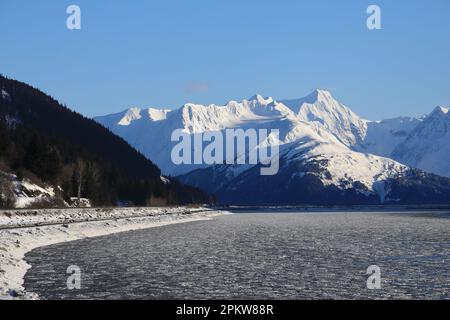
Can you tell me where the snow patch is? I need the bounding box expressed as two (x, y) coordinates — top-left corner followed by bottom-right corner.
(1, 171), (59, 209)
(1, 89), (10, 100)
(13, 177), (56, 208)
(118, 107), (142, 126)
(160, 176), (171, 184)
(68, 197), (91, 208)
(148, 108), (171, 121)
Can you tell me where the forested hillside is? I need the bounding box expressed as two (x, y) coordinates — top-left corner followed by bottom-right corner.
(0, 75), (213, 208)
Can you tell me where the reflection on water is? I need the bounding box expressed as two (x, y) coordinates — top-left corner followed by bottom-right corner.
(24, 212), (450, 299)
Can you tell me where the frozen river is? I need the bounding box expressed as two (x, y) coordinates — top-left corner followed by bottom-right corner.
(24, 211), (450, 299)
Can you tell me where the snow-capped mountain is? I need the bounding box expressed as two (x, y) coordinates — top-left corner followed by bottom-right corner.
(96, 94), (297, 175)
(179, 139), (414, 205)
(281, 89), (368, 146)
(356, 106), (450, 178)
(95, 90), (450, 205)
(95, 90), (367, 174)
(391, 106), (450, 178)
(357, 117), (422, 157)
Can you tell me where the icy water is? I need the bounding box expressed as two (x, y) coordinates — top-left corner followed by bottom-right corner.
(24, 212), (450, 299)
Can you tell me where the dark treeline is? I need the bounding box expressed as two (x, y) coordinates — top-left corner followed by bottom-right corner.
(0, 75), (214, 207)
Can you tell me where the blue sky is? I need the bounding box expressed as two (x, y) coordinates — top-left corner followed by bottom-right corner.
(1, 0), (449, 120)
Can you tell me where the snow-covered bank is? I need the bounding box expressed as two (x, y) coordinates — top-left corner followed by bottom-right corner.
(0, 207), (227, 300)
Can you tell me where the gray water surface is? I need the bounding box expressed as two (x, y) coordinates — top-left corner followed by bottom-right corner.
(24, 212), (450, 299)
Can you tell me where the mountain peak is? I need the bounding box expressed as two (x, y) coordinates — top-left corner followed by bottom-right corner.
(431, 106), (449, 117)
(147, 108), (171, 122)
(314, 88), (332, 95)
(248, 94), (274, 105)
(118, 107), (142, 126)
(305, 89), (334, 103)
(279, 89), (338, 111)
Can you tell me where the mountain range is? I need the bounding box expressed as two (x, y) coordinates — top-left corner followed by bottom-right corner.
(95, 89), (450, 205)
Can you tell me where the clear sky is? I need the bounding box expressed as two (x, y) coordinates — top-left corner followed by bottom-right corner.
(1, 0), (449, 120)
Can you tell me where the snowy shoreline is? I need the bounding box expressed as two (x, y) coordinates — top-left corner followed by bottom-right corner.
(0, 207), (227, 300)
